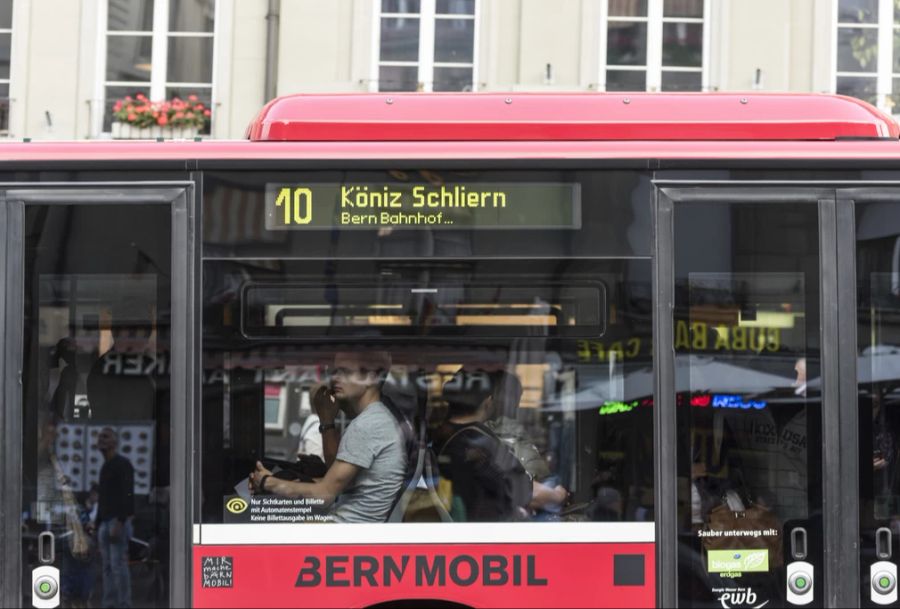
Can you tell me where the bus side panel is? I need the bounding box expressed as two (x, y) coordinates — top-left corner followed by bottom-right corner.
(192, 542), (655, 608)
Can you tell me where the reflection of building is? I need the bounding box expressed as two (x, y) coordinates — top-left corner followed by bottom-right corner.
(5, 0), (900, 139)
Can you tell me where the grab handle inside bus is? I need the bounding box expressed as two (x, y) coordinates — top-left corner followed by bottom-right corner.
(877, 527), (893, 560)
(791, 527), (808, 560)
(38, 531), (54, 565)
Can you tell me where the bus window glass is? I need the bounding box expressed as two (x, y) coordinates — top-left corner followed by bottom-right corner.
(200, 169), (654, 526)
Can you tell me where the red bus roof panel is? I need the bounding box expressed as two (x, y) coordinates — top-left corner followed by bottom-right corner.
(246, 93), (900, 142)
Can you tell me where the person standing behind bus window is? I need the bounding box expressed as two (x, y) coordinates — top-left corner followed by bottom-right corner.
(486, 370), (569, 518)
(94, 427), (134, 609)
(249, 352), (407, 523)
(433, 369), (532, 522)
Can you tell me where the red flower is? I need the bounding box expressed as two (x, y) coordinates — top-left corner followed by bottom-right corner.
(203, 109), (211, 117)
(127, 113), (137, 121)
(188, 94), (198, 102)
(157, 116), (168, 126)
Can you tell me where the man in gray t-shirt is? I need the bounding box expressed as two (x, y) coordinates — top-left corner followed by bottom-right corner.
(249, 351), (408, 523)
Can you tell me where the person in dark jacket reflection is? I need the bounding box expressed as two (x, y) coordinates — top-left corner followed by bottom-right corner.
(94, 428), (134, 609)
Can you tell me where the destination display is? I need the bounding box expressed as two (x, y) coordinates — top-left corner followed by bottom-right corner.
(264, 182), (581, 230)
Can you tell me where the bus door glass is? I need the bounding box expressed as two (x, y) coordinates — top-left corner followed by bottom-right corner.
(669, 191), (825, 608)
(196, 168), (656, 608)
(854, 190), (900, 608)
(8, 187), (188, 609)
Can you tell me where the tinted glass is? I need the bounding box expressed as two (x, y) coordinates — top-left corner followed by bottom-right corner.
(838, 27), (879, 72)
(433, 66), (473, 91)
(662, 22), (703, 68)
(839, 0), (879, 24)
(379, 65), (418, 91)
(607, 21), (648, 65)
(661, 70), (702, 91)
(856, 199), (900, 606)
(608, 0), (648, 17)
(169, 0), (215, 32)
(434, 18), (474, 63)
(606, 69), (646, 91)
(382, 0), (420, 13)
(21, 202), (171, 608)
(166, 36), (214, 83)
(199, 169), (654, 532)
(0, 82), (9, 132)
(675, 201), (823, 608)
(0, 32), (10, 80)
(0, 0), (12, 29)
(436, 0), (475, 15)
(380, 16), (420, 62)
(838, 75), (878, 105)
(664, 0), (703, 18)
(108, 0), (154, 31)
(106, 35), (153, 81)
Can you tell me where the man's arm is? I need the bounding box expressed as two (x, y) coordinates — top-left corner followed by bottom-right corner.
(250, 460), (359, 505)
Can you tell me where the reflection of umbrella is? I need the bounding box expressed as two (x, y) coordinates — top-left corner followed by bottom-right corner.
(543, 354), (795, 412)
(805, 346), (900, 391)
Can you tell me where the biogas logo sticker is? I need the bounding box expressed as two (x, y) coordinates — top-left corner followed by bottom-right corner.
(708, 549), (769, 574)
(225, 497), (248, 514)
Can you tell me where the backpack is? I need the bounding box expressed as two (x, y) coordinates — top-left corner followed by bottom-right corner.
(437, 424), (532, 521)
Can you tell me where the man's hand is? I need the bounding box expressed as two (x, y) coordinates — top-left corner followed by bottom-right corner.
(249, 461), (273, 495)
(312, 384), (339, 424)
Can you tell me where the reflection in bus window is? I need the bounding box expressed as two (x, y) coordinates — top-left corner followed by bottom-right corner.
(200, 169), (654, 527)
(675, 202), (821, 607)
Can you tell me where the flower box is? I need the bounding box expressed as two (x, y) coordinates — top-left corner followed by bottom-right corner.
(111, 122), (199, 140)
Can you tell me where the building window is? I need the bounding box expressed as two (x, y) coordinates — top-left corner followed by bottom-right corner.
(834, 0), (900, 113)
(603, 0), (707, 92)
(0, 1), (12, 134)
(374, 0), (478, 92)
(102, 0), (215, 133)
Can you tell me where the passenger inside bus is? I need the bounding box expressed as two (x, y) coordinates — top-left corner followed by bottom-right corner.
(432, 368), (533, 521)
(248, 351), (410, 523)
(484, 371), (570, 518)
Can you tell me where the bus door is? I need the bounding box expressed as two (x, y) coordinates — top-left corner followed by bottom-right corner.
(0, 184), (195, 608)
(844, 187), (900, 608)
(657, 186), (835, 608)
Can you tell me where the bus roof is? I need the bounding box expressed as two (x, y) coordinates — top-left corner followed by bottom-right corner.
(246, 93), (900, 142)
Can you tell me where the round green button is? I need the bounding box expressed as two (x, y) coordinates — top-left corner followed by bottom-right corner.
(881, 577), (891, 588)
(796, 577), (807, 589)
(39, 582), (51, 594)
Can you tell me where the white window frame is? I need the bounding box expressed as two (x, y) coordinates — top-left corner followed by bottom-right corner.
(600, 0), (710, 92)
(833, 0), (895, 114)
(0, 0), (15, 136)
(93, 0), (218, 137)
(370, 0), (480, 92)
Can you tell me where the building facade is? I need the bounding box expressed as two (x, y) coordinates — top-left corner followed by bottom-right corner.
(0, 0), (891, 140)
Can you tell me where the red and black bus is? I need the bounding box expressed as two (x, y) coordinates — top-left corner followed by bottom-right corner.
(4, 92), (900, 608)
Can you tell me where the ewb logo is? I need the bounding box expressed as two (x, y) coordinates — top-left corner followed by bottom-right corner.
(226, 497), (248, 514)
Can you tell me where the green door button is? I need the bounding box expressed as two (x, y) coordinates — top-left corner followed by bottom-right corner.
(789, 571), (814, 595)
(874, 571), (896, 595)
(33, 576), (57, 599)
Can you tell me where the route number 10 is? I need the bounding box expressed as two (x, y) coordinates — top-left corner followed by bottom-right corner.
(275, 187), (313, 225)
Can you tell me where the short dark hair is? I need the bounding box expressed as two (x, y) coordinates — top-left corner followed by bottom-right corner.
(443, 368), (493, 416)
